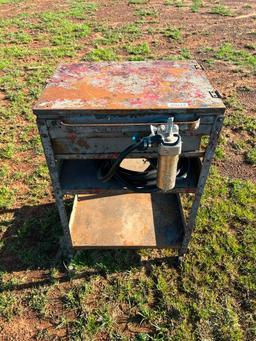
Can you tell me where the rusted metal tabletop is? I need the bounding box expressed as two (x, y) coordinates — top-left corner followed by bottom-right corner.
(34, 61), (225, 114)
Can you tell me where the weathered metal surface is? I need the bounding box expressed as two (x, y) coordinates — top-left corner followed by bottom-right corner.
(69, 193), (184, 249)
(179, 115), (225, 256)
(47, 119), (213, 138)
(50, 135), (201, 155)
(54, 150), (205, 160)
(34, 61), (225, 114)
(47, 114), (208, 156)
(59, 158), (201, 194)
(37, 120), (73, 256)
(35, 61), (226, 256)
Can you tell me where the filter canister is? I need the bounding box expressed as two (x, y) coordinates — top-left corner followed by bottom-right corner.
(157, 125), (182, 191)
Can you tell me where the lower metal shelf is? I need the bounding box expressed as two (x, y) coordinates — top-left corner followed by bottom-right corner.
(69, 192), (185, 249)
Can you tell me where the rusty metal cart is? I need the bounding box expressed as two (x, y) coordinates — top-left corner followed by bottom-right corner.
(33, 61), (225, 258)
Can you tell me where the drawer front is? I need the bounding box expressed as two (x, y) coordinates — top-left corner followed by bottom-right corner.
(46, 117), (214, 156)
(50, 135), (201, 155)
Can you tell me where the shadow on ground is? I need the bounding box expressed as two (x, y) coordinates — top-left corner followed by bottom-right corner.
(0, 202), (178, 291)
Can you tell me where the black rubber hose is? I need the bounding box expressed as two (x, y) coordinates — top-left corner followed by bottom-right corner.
(113, 159), (158, 192)
(97, 136), (189, 193)
(98, 139), (145, 183)
(98, 135), (161, 183)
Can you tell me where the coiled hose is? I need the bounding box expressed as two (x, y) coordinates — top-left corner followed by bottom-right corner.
(97, 136), (189, 193)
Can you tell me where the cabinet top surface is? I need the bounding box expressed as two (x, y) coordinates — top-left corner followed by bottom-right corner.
(33, 61), (225, 115)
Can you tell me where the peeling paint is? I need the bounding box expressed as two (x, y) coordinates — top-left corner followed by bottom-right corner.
(34, 61), (225, 112)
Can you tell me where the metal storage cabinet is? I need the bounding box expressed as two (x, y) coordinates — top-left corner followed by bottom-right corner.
(33, 61), (225, 258)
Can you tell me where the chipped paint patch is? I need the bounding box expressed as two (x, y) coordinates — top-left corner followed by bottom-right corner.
(39, 99), (87, 109)
(34, 61), (225, 112)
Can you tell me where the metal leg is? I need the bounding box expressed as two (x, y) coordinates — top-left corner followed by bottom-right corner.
(179, 115), (224, 256)
(37, 120), (73, 258)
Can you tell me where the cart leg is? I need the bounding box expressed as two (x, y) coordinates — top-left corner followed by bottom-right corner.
(37, 120), (73, 259)
(179, 115), (224, 256)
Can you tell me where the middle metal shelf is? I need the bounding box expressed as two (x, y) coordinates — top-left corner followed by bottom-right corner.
(59, 158), (201, 194)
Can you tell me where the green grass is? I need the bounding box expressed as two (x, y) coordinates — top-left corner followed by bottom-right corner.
(93, 26), (125, 46)
(38, 12), (91, 46)
(50, 22), (91, 46)
(210, 5), (233, 17)
(0, 0), (23, 3)
(0, 291), (21, 320)
(215, 144), (226, 160)
(68, 1), (97, 19)
(129, 0), (148, 4)
(164, 0), (184, 7)
(0, 165), (9, 180)
(215, 43), (256, 71)
(245, 148), (256, 165)
(191, 0), (203, 13)
(164, 26), (182, 41)
(3, 32), (32, 44)
(0, 59), (10, 70)
(125, 42), (150, 55)
(135, 8), (158, 18)
(0, 143), (15, 159)
(121, 23), (141, 35)
(84, 47), (118, 61)
(55, 169), (255, 339)
(224, 96), (256, 135)
(27, 288), (49, 316)
(166, 48), (192, 61)
(225, 112), (256, 135)
(0, 186), (14, 209)
(0, 46), (31, 58)
(40, 46), (77, 59)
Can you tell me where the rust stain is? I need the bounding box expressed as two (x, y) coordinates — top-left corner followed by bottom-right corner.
(70, 193), (183, 248)
(34, 61), (225, 113)
(76, 138), (90, 149)
(67, 132), (76, 142)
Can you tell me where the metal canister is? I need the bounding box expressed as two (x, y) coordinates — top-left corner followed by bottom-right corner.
(156, 119), (182, 191)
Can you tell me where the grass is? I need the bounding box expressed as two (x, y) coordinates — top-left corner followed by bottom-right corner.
(69, 1), (98, 18)
(191, 0), (203, 13)
(4, 32), (32, 44)
(166, 48), (192, 61)
(0, 143), (15, 159)
(0, 291), (21, 320)
(210, 5), (233, 17)
(38, 12), (91, 46)
(84, 47), (118, 61)
(215, 144), (225, 160)
(47, 170), (255, 339)
(27, 288), (49, 316)
(164, 0), (184, 7)
(0, 0), (23, 3)
(0, 0), (255, 339)
(245, 148), (256, 165)
(125, 42), (150, 55)
(215, 43), (256, 72)
(135, 8), (158, 18)
(224, 96), (256, 135)
(0, 186), (14, 209)
(164, 27), (182, 41)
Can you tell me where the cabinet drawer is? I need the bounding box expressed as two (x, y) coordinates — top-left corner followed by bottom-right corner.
(46, 117), (212, 156)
